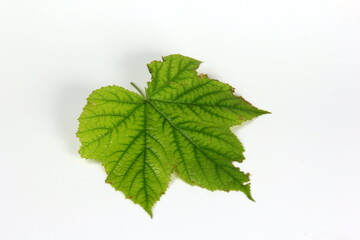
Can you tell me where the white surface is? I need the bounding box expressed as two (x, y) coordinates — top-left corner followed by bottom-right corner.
(1, 0), (359, 239)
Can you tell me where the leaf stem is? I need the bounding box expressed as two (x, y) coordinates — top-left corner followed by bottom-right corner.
(131, 82), (146, 99)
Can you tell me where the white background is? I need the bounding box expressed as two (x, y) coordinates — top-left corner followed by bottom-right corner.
(0, 0), (359, 239)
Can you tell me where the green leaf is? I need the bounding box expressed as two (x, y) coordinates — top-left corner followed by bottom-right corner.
(77, 54), (268, 216)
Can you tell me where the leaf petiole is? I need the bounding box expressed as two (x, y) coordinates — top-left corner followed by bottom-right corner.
(130, 82), (146, 99)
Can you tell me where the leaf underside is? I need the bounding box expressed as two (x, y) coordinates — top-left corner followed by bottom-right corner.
(77, 54), (268, 216)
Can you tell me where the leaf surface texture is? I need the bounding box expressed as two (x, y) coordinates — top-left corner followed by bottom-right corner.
(77, 54), (268, 216)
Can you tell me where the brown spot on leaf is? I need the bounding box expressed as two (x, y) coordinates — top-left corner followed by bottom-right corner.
(199, 73), (208, 78)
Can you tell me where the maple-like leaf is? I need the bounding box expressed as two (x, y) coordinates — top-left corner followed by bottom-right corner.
(77, 54), (268, 216)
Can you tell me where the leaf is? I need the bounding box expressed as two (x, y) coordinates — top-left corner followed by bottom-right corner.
(77, 54), (268, 216)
